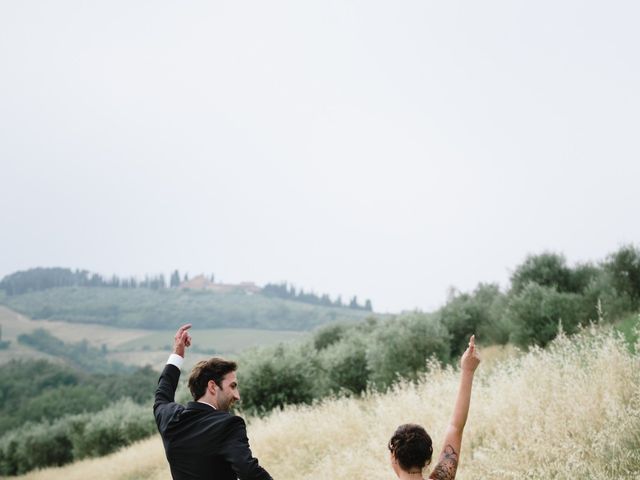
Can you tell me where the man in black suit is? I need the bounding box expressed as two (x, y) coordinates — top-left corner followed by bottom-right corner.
(154, 324), (273, 480)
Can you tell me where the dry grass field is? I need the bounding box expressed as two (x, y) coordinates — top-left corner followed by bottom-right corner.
(10, 324), (640, 480)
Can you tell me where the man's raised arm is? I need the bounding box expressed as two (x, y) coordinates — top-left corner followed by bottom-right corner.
(154, 324), (192, 410)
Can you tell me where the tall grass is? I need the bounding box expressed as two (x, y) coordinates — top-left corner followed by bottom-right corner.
(13, 325), (640, 480)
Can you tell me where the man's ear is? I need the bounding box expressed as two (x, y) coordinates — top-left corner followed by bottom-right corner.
(208, 379), (217, 396)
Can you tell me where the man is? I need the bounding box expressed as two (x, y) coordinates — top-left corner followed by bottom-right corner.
(154, 324), (273, 480)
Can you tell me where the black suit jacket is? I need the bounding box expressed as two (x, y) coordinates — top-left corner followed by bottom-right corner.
(154, 364), (273, 480)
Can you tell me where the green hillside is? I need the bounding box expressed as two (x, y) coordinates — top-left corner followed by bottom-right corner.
(0, 305), (305, 370)
(0, 286), (373, 330)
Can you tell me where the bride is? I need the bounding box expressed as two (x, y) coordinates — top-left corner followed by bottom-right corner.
(388, 335), (481, 480)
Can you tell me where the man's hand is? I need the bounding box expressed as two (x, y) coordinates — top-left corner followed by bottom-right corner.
(460, 334), (481, 373)
(173, 324), (192, 358)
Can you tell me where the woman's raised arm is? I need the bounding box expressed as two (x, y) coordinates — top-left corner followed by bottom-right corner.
(429, 335), (481, 480)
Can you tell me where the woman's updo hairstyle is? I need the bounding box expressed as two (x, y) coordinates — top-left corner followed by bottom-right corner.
(388, 423), (433, 472)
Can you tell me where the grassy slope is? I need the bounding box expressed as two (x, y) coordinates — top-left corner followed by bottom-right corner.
(0, 287), (372, 331)
(0, 305), (151, 348)
(107, 328), (305, 370)
(0, 306), (305, 370)
(114, 328), (304, 352)
(14, 326), (640, 480)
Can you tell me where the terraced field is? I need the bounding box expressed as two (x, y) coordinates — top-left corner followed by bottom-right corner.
(0, 306), (305, 370)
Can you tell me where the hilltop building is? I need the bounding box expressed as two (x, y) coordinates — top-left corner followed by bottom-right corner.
(178, 275), (261, 295)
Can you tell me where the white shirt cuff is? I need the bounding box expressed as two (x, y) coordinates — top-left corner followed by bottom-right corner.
(167, 353), (184, 369)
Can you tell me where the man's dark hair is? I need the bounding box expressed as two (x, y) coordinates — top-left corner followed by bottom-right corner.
(188, 357), (237, 400)
(388, 423), (433, 472)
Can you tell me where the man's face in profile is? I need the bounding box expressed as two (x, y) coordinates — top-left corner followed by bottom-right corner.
(215, 371), (240, 411)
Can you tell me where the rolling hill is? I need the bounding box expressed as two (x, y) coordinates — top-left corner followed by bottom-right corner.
(0, 286), (374, 331)
(0, 305), (306, 371)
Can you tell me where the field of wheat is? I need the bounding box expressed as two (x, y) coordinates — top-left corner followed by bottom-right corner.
(11, 325), (640, 480)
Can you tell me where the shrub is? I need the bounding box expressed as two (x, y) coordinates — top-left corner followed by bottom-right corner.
(0, 399), (154, 476)
(604, 244), (640, 309)
(506, 283), (590, 347)
(73, 399), (155, 459)
(320, 336), (370, 395)
(0, 359), (157, 434)
(0, 419), (75, 475)
(570, 262), (600, 292)
(477, 292), (513, 345)
(239, 345), (321, 414)
(581, 270), (635, 321)
(313, 323), (347, 350)
(20, 385), (110, 426)
(510, 252), (575, 294)
(438, 283), (503, 355)
(366, 312), (450, 389)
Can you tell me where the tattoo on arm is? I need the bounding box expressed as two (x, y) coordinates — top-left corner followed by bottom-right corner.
(429, 445), (459, 480)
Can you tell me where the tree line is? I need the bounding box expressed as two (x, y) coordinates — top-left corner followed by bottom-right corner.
(262, 282), (372, 311)
(0, 267), (170, 295)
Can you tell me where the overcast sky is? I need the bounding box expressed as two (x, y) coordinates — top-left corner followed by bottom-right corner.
(1, 1), (638, 313)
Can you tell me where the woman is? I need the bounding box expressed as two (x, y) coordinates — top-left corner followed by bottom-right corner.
(388, 335), (481, 480)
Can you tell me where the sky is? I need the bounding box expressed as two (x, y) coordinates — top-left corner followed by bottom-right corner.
(1, 1), (639, 313)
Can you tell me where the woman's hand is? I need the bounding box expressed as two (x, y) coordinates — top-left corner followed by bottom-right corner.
(460, 335), (481, 373)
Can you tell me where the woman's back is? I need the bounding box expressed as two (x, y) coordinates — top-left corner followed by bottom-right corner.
(389, 335), (481, 480)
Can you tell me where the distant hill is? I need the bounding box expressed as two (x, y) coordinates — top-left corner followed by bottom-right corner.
(0, 268), (374, 311)
(0, 286), (374, 331)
